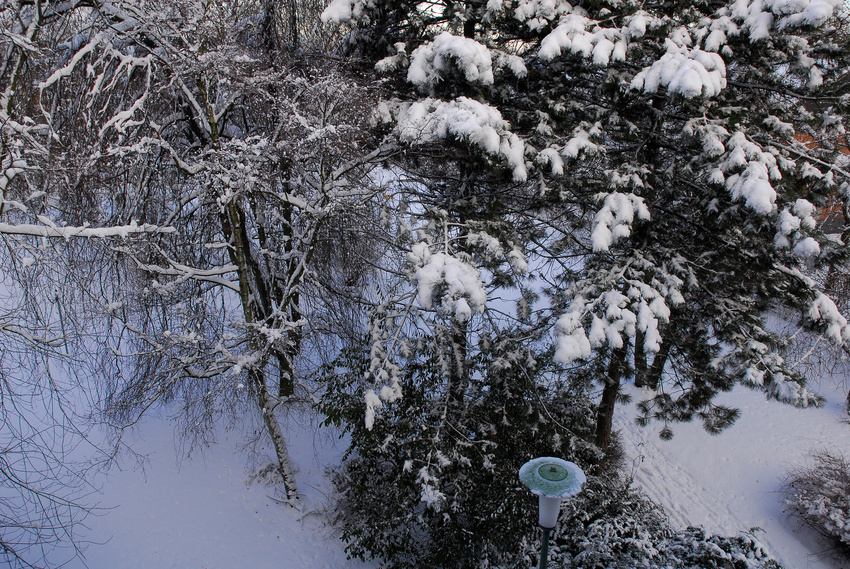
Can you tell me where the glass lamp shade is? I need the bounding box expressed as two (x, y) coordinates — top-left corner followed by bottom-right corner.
(519, 457), (586, 529)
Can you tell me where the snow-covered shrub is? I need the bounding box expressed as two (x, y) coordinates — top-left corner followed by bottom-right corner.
(783, 450), (850, 553)
(652, 528), (780, 569)
(322, 337), (602, 569)
(546, 476), (780, 569)
(549, 474), (670, 568)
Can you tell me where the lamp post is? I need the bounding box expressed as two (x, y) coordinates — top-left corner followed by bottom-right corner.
(519, 457), (586, 569)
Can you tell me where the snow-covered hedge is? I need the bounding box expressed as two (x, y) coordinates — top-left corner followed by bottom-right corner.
(545, 476), (780, 569)
(783, 450), (850, 553)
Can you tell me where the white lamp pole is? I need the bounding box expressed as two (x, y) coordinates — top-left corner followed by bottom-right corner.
(519, 457), (586, 569)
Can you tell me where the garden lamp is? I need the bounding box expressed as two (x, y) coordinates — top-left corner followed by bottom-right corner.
(519, 457), (586, 569)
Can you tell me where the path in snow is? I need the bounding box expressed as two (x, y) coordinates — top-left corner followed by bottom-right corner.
(617, 410), (746, 534)
(616, 382), (850, 569)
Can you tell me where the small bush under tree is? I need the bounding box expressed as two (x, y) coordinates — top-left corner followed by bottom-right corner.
(783, 449), (850, 555)
(322, 335), (603, 569)
(542, 475), (780, 569)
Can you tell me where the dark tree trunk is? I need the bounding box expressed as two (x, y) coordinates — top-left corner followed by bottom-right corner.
(595, 344), (628, 453)
(285, 0), (298, 49)
(634, 329), (647, 388)
(646, 340), (670, 390)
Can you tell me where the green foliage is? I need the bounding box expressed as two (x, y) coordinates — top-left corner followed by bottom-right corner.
(324, 349), (783, 569)
(550, 476), (782, 569)
(322, 334), (601, 568)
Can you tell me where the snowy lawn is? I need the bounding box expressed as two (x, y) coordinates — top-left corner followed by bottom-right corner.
(50, 411), (377, 569)
(41, 379), (850, 569)
(618, 379), (850, 569)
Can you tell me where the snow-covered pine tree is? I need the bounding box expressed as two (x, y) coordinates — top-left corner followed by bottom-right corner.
(321, 116), (586, 565)
(323, 0), (850, 450)
(323, 328), (601, 568)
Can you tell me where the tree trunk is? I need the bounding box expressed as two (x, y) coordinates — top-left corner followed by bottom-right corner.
(463, 0), (483, 38)
(285, 0), (298, 49)
(252, 369), (299, 500)
(277, 353), (295, 397)
(263, 0), (298, 51)
(595, 344), (628, 453)
(634, 329), (647, 388)
(277, 198), (301, 397)
(646, 340), (670, 390)
(224, 199), (299, 500)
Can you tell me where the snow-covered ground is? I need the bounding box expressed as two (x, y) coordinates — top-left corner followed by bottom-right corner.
(47, 411), (377, 569)
(41, 376), (850, 568)
(618, 379), (850, 569)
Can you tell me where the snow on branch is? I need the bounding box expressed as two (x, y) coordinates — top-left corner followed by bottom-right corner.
(536, 10), (658, 65)
(490, 0), (574, 29)
(408, 242), (488, 323)
(554, 256), (685, 365)
(38, 31), (154, 138)
(321, 0), (375, 23)
(775, 199), (818, 253)
(556, 287), (673, 365)
(631, 43), (727, 99)
(590, 192), (650, 252)
(1, 29), (42, 54)
(131, 135), (204, 175)
(97, 57), (152, 137)
(0, 221), (176, 239)
(807, 292), (850, 346)
(0, 323), (63, 348)
(683, 119), (729, 158)
(364, 309), (405, 430)
(720, 132), (781, 215)
(38, 33), (106, 93)
(538, 123), (604, 174)
(0, 156), (27, 195)
(554, 296), (592, 364)
(394, 97), (527, 181)
(128, 255), (240, 293)
(734, 0), (842, 39)
(775, 265), (850, 348)
(539, 14), (627, 65)
(735, 332), (824, 408)
(408, 33), (495, 90)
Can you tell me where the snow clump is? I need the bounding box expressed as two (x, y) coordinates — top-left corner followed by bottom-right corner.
(539, 14), (628, 65)
(590, 192), (651, 252)
(630, 43), (727, 98)
(395, 97), (527, 181)
(554, 296), (592, 364)
(498, 0), (573, 29)
(320, 0), (375, 23)
(720, 132), (781, 214)
(408, 33), (494, 89)
(409, 242), (487, 323)
(793, 237), (820, 258)
(774, 199), (817, 249)
(807, 291), (850, 346)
